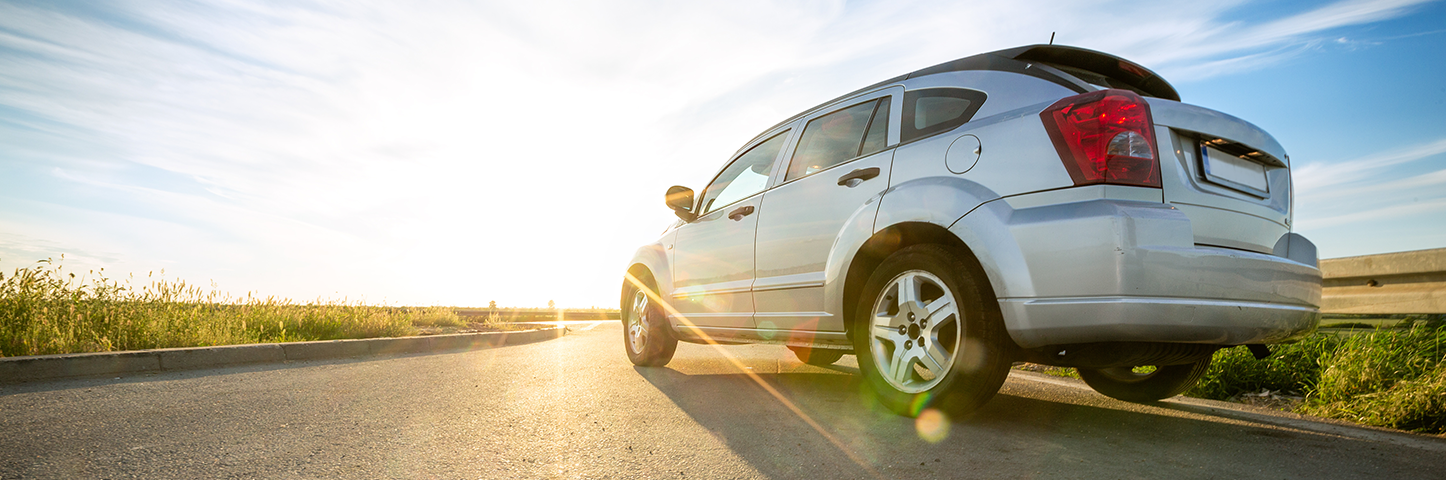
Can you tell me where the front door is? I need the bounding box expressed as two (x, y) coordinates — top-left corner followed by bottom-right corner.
(670, 130), (792, 330)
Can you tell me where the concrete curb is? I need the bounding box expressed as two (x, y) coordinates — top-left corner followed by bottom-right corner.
(0, 325), (566, 384)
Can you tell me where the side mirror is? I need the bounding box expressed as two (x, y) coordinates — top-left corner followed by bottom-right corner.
(665, 185), (697, 222)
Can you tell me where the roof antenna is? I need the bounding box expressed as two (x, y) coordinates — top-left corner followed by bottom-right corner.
(1049, 32), (1056, 45)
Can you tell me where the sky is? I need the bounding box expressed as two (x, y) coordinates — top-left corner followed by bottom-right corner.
(1, 0), (1443, 308)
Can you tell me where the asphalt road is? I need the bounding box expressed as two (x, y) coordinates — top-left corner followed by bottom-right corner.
(3, 321), (1444, 479)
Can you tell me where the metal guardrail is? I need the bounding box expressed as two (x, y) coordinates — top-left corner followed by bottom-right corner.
(1320, 247), (1446, 315)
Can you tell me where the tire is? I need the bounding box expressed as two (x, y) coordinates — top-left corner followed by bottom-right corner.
(623, 277), (677, 367)
(853, 244), (1011, 417)
(1077, 357), (1212, 403)
(788, 346), (846, 366)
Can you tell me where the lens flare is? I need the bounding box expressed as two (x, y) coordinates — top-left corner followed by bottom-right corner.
(757, 320), (777, 339)
(908, 392), (933, 416)
(621, 271), (884, 479)
(915, 408), (949, 443)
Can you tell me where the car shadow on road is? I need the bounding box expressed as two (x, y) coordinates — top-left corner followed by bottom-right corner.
(633, 363), (1445, 479)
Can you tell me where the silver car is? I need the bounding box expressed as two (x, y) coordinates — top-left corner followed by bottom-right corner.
(621, 44), (1321, 416)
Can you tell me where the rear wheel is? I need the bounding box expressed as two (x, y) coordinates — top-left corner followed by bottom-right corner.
(623, 279), (677, 367)
(1077, 358), (1211, 402)
(853, 245), (1010, 417)
(788, 346), (846, 366)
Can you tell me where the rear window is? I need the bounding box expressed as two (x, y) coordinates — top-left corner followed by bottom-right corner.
(901, 88), (986, 143)
(1039, 62), (1153, 97)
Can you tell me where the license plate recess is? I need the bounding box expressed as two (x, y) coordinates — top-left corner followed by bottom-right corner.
(1200, 144), (1269, 197)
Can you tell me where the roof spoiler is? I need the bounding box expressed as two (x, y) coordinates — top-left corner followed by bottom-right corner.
(991, 45), (1180, 102)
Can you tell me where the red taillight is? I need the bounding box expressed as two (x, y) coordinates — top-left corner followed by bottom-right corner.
(1040, 89), (1161, 188)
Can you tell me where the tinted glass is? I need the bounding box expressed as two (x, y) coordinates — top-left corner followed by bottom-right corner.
(699, 131), (789, 214)
(915, 97), (971, 130)
(860, 97), (890, 157)
(786, 100), (877, 182)
(901, 88), (987, 143)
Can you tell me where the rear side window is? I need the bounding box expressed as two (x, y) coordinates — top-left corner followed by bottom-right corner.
(901, 88), (986, 143)
(785, 97), (891, 182)
(860, 97), (891, 156)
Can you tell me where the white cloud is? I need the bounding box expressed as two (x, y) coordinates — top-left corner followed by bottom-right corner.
(0, 0), (1435, 305)
(1089, 0), (1436, 79)
(1305, 167), (1446, 206)
(1255, 0), (1427, 37)
(1294, 137), (1446, 191)
(1292, 137), (1446, 256)
(1300, 197), (1446, 229)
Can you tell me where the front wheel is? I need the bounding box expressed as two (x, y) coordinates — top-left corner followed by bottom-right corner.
(853, 245), (1010, 417)
(623, 280), (677, 367)
(1077, 358), (1211, 403)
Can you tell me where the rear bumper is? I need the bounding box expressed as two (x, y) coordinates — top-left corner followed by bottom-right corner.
(1000, 295), (1319, 348)
(954, 192), (1321, 349)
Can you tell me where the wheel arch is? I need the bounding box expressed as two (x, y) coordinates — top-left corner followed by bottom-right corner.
(621, 240), (672, 314)
(621, 263), (657, 313)
(841, 221), (1002, 344)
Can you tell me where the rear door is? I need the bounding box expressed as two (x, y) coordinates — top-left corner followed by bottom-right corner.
(752, 87), (901, 333)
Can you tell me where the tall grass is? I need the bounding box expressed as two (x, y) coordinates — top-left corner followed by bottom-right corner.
(0, 259), (449, 357)
(1303, 325), (1446, 432)
(1188, 334), (1342, 400)
(409, 308), (465, 327)
(1189, 324), (1446, 434)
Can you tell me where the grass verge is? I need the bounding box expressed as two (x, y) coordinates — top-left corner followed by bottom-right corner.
(0, 259), (469, 357)
(1013, 319), (1446, 434)
(1191, 323), (1445, 434)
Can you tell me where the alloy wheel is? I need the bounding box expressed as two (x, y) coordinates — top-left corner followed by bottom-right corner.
(627, 290), (650, 354)
(868, 270), (961, 394)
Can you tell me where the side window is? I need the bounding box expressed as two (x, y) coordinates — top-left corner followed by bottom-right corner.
(860, 97), (891, 156)
(785, 97), (891, 182)
(699, 131), (789, 215)
(901, 88), (986, 143)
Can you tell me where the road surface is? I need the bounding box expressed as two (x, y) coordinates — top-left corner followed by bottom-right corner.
(3, 321), (1443, 478)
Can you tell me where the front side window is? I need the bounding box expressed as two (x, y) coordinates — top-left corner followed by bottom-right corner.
(901, 88), (986, 143)
(785, 97), (891, 182)
(698, 131), (789, 214)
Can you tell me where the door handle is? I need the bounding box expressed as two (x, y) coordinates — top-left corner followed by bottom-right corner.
(728, 205), (754, 221)
(837, 167), (881, 187)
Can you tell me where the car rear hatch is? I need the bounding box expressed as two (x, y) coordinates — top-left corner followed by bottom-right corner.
(1147, 99), (1291, 254)
(1006, 45), (1293, 254)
